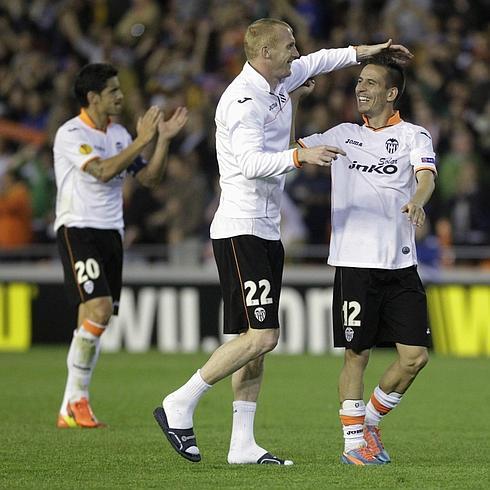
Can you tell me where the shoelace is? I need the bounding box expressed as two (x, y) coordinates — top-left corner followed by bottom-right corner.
(72, 399), (95, 422)
(365, 426), (385, 450)
(355, 446), (378, 461)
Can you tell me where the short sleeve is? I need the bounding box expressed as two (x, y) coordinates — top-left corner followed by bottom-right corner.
(54, 125), (103, 170)
(410, 128), (437, 175)
(298, 126), (340, 149)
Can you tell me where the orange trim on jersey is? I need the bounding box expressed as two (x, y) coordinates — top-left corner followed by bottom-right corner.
(296, 138), (307, 148)
(81, 156), (100, 172)
(370, 395), (391, 415)
(79, 108), (110, 133)
(293, 148), (302, 168)
(63, 227), (84, 302)
(415, 166), (438, 175)
(230, 238), (252, 329)
(362, 111), (402, 131)
(82, 319), (106, 337)
(340, 415), (365, 426)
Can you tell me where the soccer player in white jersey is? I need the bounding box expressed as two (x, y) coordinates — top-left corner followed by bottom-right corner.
(153, 18), (412, 465)
(54, 63), (187, 428)
(292, 52), (436, 465)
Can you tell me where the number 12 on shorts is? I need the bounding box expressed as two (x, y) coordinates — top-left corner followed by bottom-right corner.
(342, 300), (361, 327)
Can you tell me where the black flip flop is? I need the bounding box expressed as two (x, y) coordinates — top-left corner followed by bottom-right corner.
(153, 406), (201, 463)
(257, 452), (293, 465)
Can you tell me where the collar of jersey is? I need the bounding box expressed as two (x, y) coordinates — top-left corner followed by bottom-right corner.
(79, 108), (111, 132)
(242, 62), (277, 93)
(362, 111), (402, 131)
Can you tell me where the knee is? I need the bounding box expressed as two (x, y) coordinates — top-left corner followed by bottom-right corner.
(250, 329), (279, 355)
(401, 350), (429, 376)
(344, 349), (370, 371)
(85, 298), (113, 326)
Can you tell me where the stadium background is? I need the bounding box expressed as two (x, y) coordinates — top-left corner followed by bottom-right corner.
(0, 0), (489, 357)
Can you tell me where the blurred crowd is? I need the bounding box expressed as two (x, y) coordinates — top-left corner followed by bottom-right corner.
(0, 0), (488, 267)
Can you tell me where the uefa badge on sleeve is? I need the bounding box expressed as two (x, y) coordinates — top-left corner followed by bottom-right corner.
(254, 307), (266, 322)
(345, 327), (354, 342)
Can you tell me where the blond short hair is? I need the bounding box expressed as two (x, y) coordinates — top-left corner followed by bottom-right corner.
(244, 18), (292, 61)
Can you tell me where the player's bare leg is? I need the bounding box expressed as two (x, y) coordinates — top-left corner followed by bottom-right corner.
(338, 349), (383, 465)
(364, 344), (428, 462)
(154, 328), (280, 462)
(57, 297), (111, 428)
(227, 354), (293, 465)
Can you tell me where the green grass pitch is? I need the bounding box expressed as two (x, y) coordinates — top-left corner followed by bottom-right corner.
(1, 348), (489, 488)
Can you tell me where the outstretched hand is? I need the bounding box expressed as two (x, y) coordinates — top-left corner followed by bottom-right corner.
(356, 39), (413, 65)
(158, 107), (189, 140)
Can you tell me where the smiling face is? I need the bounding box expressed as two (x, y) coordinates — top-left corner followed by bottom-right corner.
(268, 25), (299, 81)
(355, 64), (397, 118)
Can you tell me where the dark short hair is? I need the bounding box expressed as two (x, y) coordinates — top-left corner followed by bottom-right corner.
(74, 63), (118, 107)
(364, 52), (406, 107)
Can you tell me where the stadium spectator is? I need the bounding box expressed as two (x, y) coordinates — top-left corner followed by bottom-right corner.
(0, 170), (32, 248)
(0, 0), (488, 265)
(54, 62), (187, 429)
(153, 17), (412, 465)
(292, 51), (436, 465)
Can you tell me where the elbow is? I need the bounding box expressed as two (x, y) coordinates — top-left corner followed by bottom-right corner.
(242, 168), (256, 180)
(240, 157), (258, 180)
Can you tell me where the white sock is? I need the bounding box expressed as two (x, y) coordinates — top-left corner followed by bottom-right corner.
(340, 399), (366, 452)
(163, 369), (211, 429)
(227, 401), (267, 463)
(365, 385), (402, 426)
(59, 326), (101, 414)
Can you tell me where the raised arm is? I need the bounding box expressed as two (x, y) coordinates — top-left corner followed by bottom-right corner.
(84, 106), (161, 182)
(136, 107), (188, 188)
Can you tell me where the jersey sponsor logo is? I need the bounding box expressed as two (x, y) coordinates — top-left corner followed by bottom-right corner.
(345, 138), (363, 147)
(116, 141), (123, 151)
(254, 307), (266, 322)
(385, 138), (399, 154)
(67, 127), (79, 132)
(237, 97), (252, 103)
(421, 157), (435, 163)
(348, 160), (398, 175)
(79, 144), (93, 155)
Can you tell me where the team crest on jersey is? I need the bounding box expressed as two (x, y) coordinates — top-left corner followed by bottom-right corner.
(254, 307), (266, 322)
(345, 327), (354, 342)
(385, 138), (399, 154)
(83, 280), (94, 294)
(79, 144), (93, 155)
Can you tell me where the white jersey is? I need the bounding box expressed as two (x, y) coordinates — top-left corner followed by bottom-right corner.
(298, 113), (437, 269)
(211, 47), (358, 240)
(53, 110), (145, 232)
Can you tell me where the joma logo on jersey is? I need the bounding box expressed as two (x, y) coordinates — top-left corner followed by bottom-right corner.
(385, 138), (399, 154)
(349, 161), (398, 174)
(345, 138), (363, 147)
